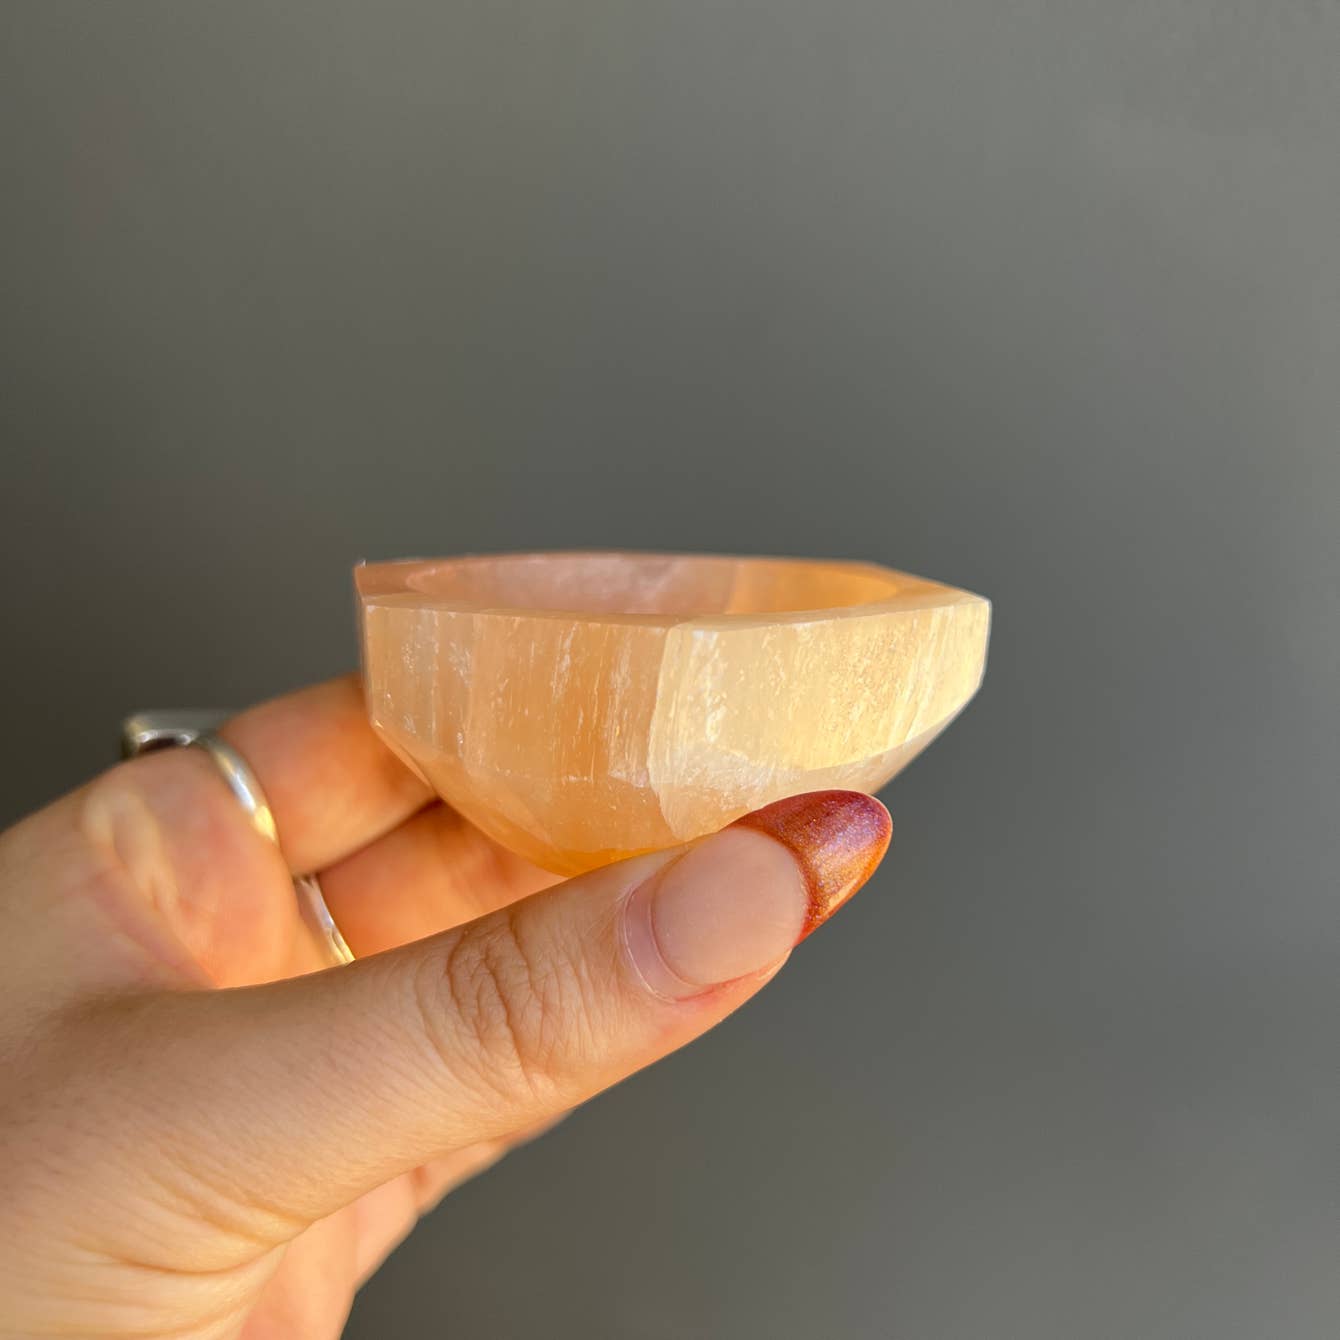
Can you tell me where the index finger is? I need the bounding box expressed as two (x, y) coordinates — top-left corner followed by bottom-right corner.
(219, 674), (432, 872)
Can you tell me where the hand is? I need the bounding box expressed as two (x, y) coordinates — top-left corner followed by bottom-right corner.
(0, 676), (890, 1339)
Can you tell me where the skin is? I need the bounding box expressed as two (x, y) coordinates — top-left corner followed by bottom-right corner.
(0, 675), (888, 1340)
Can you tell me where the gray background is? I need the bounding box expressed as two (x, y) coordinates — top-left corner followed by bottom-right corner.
(3, 4), (1337, 1337)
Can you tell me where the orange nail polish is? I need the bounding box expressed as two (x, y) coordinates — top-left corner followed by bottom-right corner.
(731, 790), (892, 938)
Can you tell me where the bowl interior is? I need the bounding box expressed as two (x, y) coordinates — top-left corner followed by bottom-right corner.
(388, 552), (905, 617)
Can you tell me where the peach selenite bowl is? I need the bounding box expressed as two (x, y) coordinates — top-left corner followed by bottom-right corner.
(356, 552), (990, 876)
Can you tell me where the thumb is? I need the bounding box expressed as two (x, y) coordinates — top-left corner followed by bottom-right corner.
(89, 792), (889, 1241)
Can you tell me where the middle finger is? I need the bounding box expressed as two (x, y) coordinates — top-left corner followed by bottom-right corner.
(316, 803), (559, 956)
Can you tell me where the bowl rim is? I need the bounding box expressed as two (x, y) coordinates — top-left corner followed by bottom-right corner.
(354, 550), (989, 628)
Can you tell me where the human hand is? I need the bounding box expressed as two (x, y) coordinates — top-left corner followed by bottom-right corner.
(0, 676), (890, 1339)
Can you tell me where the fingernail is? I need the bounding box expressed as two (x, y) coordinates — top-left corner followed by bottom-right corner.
(731, 790), (893, 938)
(622, 791), (892, 1000)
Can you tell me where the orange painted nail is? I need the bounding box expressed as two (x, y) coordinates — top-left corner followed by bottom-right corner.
(731, 790), (892, 938)
(620, 789), (892, 1001)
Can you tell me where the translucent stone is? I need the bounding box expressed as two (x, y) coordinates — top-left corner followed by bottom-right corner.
(356, 553), (990, 875)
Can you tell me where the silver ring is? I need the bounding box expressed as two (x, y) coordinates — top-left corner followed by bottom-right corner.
(120, 711), (355, 967)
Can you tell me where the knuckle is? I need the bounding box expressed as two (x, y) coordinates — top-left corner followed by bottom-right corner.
(76, 754), (283, 970)
(415, 910), (590, 1106)
(78, 765), (181, 919)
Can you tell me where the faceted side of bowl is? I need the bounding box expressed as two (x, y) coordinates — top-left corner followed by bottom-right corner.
(358, 567), (990, 876)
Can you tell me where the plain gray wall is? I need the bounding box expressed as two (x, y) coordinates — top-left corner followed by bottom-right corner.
(3, 4), (1337, 1337)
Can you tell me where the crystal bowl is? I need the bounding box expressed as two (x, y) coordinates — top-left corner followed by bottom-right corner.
(356, 552), (990, 875)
